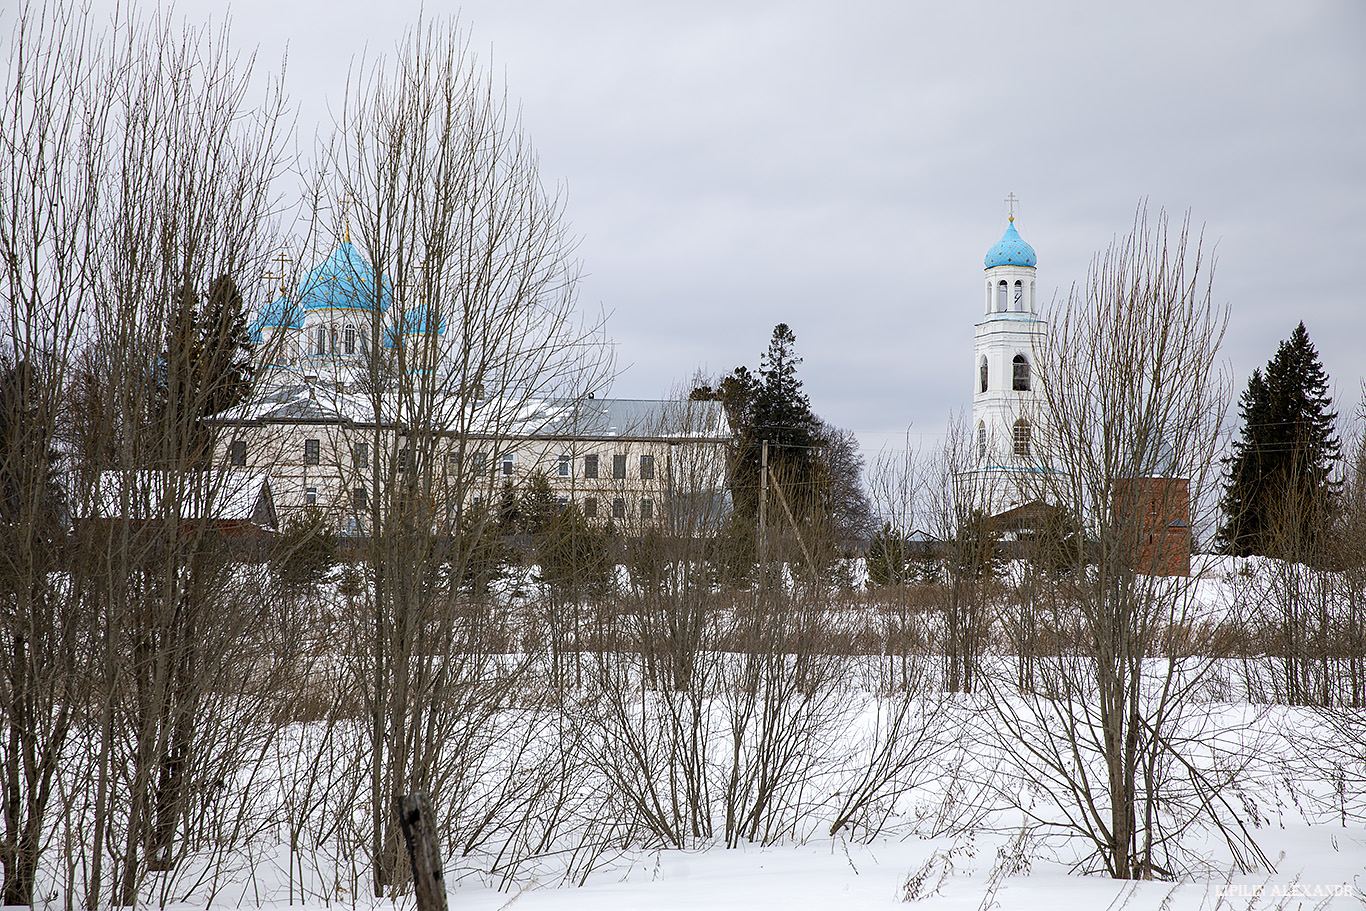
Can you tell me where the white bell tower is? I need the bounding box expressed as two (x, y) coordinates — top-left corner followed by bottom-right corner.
(972, 196), (1047, 484)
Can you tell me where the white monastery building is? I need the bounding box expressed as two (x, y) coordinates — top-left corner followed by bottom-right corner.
(223, 239), (730, 533)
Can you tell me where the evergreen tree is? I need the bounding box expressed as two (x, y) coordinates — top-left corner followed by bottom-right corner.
(199, 274), (256, 416)
(0, 359), (63, 535)
(153, 274), (256, 467)
(1217, 322), (1340, 557)
(866, 522), (911, 587)
(705, 324), (872, 563)
(536, 503), (615, 601)
(729, 324), (821, 524)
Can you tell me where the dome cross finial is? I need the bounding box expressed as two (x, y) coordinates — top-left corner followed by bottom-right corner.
(1005, 192), (1019, 222)
(266, 252), (292, 296)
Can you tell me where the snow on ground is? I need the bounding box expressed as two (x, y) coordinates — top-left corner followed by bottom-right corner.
(39, 558), (1366, 911)
(224, 820), (1355, 911)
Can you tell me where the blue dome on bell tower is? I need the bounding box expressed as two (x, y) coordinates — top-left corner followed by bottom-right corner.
(984, 218), (1037, 268)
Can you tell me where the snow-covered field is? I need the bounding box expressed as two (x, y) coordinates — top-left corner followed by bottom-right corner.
(158, 818), (1365, 911)
(443, 827), (1365, 911)
(23, 556), (1366, 911)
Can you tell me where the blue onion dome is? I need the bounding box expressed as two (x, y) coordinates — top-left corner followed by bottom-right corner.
(297, 241), (391, 313)
(384, 303), (446, 348)
(984, 218), (1037, 268)
(248, 296), (302, 343)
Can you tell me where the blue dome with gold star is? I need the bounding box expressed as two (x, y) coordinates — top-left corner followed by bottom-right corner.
(297, 241), (391, 312)
(984, 219), (1037, 268)
(247, 297), (302, 343)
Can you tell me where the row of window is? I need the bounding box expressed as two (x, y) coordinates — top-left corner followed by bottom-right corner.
(564, 453), (653, 480)
(310, 324), (368, 357)
(332, 486), (655, 520)
(988, 279), (1035, 313)
(478, 494), (654, 520)
(978, 354), (1031, 394)
(976, 419), (1032, 461)
(232, 438), (662, 481)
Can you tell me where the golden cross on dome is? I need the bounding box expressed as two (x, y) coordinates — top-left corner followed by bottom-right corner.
(1005, 192), (1019, 222)
(341, 192), (354, 242)
(266, 252), (291, 296)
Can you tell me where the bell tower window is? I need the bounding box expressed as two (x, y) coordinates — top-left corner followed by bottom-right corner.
(1013, 280), (1023, 310)
(1012, 419), (1031, 460)
(997, 281), (1007, 312)
(977, 422), (987, 461)
(1012, 354), (1030, 391)
(979, 356), (988, 393)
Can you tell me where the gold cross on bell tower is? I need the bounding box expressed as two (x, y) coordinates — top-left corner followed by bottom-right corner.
(1005, 192), (1019, 222)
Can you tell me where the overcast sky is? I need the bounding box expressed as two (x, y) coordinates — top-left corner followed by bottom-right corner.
(76, 0), (1366, 460)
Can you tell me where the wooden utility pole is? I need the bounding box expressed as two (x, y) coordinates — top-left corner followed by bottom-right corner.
(768, 465), (818, 586)
(758, 439), (768, 598)
(398, 793), (449, 911)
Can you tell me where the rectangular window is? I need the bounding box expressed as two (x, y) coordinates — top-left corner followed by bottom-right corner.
(330, 327), (338, 354)
(612, 497), (626, 519)
(398, 447), (409, 471)
(584, 454), (598, 479)
(472, 495), (484, 510)
(641, 498), (653, 520)
(354, 442), (368, 469)
(473, 451), (487, 473)
(345, 326), (356, 355)
(448, 450), (460, 468)
(315, 327), (325, 356)
(305, 486), (317, 506)
(558, 454), (571, 477)
(613, 454), (627, 480)
(640, 454), (654, 480)
(502, 453), (515, 476)
(353, 486), (367, 509)
(304, 438), (320, 465)
(228, 440), (247, 467)
(556, 497), (568, 512)
(583, 497), (597, 518)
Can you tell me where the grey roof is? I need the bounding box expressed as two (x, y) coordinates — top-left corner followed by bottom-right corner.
(79, 471), (275, 526)
(215, 374), (729, 442)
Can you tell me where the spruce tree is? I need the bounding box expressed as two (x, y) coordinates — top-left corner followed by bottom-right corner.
(725, 324), (821, 526)
(714, 324), (872, 551)
(1217, 322), (1340, 557)
(153, 273), (256, 467)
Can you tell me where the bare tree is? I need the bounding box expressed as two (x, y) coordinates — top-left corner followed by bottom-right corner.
(322, 18), (611, 895)
(0, 3), (108, 901)
(923, 412), (1002, 694)
(985, 206), (1263, 878)
(48, 6), (296, 906)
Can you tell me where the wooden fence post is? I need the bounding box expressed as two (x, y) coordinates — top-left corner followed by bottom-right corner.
(398, 793), (449, 911)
